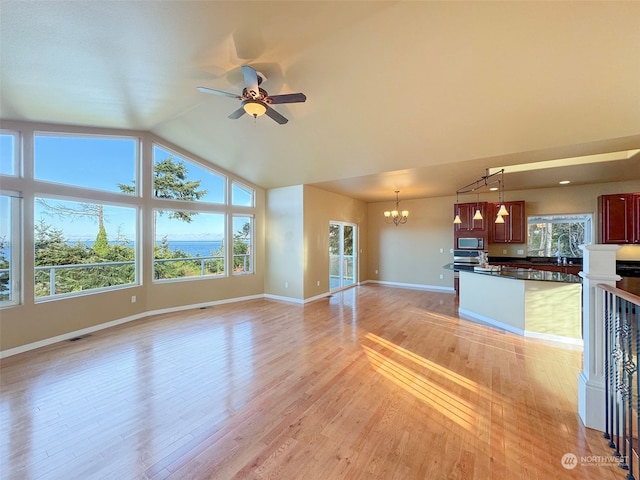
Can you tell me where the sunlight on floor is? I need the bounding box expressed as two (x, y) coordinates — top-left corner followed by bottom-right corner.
(362, 333), (478, 430)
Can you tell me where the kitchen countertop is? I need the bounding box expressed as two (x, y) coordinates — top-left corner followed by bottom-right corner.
(444, 263), (582, 284)
(488, 256), (582, 268)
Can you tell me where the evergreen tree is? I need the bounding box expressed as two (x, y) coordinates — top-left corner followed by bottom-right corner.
(233, 223), (251, 271)
(0, 236), (9, 301)
(119, 156), (207, 223)
(93, 225), (109, 256)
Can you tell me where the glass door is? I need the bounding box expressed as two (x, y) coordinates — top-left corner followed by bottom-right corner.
(329, 222), (357, 291)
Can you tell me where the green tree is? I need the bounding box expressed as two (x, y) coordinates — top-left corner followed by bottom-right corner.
(233, 223), (251, 271)
(34, 220), (93, 296)
(93, 225), (109, 256)
(0, 235), (9, 301)
(329, 225), (353, 255)
(205, 240), (225, 275)
(119, 156), (207, 223)
(153, 235), (202, 280)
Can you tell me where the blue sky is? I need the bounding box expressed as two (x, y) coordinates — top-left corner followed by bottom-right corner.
(1, 133), (232, 242)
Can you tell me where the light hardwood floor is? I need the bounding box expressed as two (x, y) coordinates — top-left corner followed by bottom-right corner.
(0, 285), (625, 479)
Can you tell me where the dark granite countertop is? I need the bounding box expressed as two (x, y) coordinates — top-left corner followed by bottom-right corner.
(488, 256), (582, 267)
(443, 263), (582, 284)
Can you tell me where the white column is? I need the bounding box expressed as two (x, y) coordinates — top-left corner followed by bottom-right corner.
(578, 244), (621, 431)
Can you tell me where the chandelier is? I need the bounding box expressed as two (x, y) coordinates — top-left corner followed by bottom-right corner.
(383, 190), (409, 226)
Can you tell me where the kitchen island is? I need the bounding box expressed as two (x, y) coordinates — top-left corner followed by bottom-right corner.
(445, 264), (582, 345)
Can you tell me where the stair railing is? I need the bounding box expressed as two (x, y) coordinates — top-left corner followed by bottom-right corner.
(601, 283), (640, 479)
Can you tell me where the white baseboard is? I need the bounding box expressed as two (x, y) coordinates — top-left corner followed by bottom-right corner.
(0, 294), (264, 359)
(368, 280), (456, 294)
(524, 330), (583, 348)
(458, 308), (525, 335)
(263, 293), (304, 304)
(458, 308), (584, 348)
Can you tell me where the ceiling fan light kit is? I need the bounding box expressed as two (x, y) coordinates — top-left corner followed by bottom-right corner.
(242, 100), (267, 118)
(197, 65), (306, 124)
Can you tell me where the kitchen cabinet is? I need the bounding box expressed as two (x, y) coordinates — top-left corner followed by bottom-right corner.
(454, 202), (488, 234)
(489, 201), (525, 244)
(598, 193), (640, 244)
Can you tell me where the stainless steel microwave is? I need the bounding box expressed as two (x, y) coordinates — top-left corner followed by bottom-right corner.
(457, 237), (484, 249)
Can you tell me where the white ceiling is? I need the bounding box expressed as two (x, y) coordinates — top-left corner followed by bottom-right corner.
(1, 1), (639, 202)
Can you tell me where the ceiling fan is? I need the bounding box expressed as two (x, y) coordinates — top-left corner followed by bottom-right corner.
(197, 65), (306, 124)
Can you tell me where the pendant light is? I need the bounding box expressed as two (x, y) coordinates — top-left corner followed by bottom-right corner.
(453, 192), (462, 224)
(495, 175), (509, 222)
(453, 168), (510, 224)
(473, 193), (483, 221)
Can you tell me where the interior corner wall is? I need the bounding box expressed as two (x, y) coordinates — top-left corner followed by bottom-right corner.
(265, 185), (305, 300)
(302, 185), (368, 299)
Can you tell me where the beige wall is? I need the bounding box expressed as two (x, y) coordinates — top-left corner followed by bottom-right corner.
(265, 185), (305, 299)
(368, 195), (456, 289)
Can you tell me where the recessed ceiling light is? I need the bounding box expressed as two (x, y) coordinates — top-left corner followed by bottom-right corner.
(489, 187), (499, 191)
(559, 180), (571, 185)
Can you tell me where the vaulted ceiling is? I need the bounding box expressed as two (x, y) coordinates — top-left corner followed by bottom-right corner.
(1, 1), (639, 202)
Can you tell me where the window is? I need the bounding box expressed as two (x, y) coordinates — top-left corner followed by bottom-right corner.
(0, 193), (21, 306)
(153, 145), (225, 204)
(34, 198), (137, 299)
(1, 131), (18, 176)
(527, 214), (593, 258)
(232, 215), (253, 274)
(2, 125), (259, 305)
(232, 181), (254, 207)
(154, 210), (225, 280)
(34, 133), (138, 194)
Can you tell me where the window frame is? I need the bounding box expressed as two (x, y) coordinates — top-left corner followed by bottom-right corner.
(0, 123), (260, 306)
(526, 213), (593, 258)
(152, 208), (227, 283)
(33, 131), (140, 196)
(0, 191), (22, 307)
(33, 195), (140, 302)
(0, 130), (20, 177)
(232, 214), (254, 275)
(231, 181), (255, 207)
(152, 142), (227, 206)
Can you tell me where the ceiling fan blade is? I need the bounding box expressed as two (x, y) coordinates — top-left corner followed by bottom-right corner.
(241, 65), (260, 98)
(267, 93), (307, 105)
(197, 86), (241, 100)
(228, 107), (246, 120)
(264, 105), (288, 124)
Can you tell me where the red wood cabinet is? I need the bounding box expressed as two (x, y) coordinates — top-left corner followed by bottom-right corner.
(453, 202), (488, 234)
(599, 193), (640, 244)
(489, 201), (525, 244)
